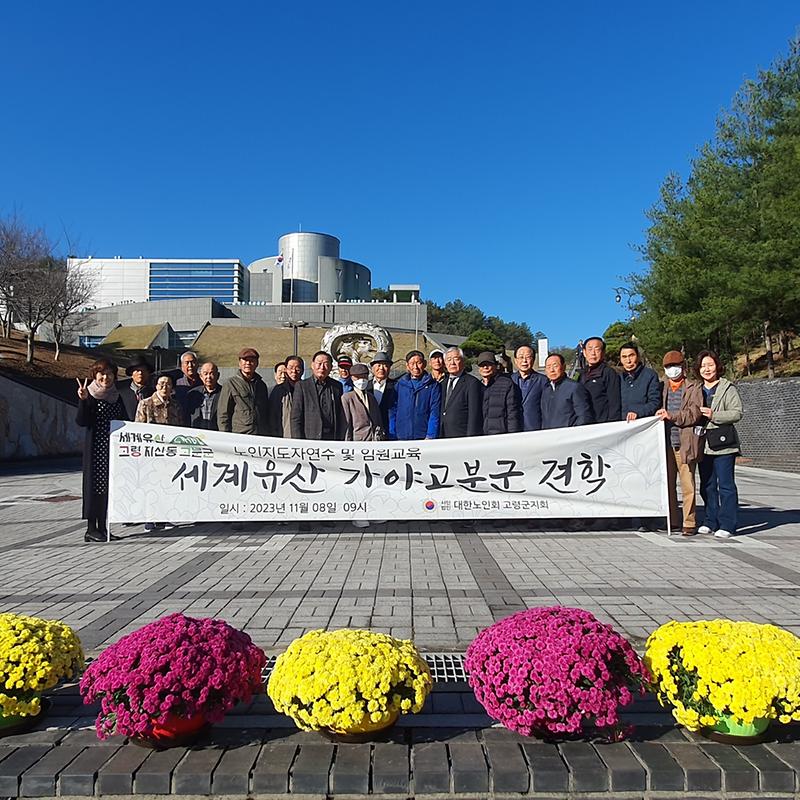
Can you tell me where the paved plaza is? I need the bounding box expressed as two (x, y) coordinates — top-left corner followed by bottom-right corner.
(1, 459), (799, 655)
(1, 459), (800, 798)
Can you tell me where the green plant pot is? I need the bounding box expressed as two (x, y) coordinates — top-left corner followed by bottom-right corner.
(704, 714), (770, 744)
(0, 698), (49, 738)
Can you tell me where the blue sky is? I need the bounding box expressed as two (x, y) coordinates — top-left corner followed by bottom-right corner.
(2, 2), (798, 345)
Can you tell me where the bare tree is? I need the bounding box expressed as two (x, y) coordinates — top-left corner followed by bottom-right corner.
(0, 215), (61, 363)
(49, 259), (96, 360)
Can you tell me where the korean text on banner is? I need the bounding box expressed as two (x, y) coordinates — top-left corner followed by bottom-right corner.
(108, 417), (668, 523)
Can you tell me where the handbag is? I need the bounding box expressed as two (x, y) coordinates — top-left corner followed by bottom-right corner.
(705, 423), (736, 450)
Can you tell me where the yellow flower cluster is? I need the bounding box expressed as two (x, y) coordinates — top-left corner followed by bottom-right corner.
(645, 619), (800, 731)
(267, 629), (432, 732)
(0, 613), (84, 718)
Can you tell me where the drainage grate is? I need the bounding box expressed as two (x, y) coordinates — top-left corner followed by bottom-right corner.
(260, 652), (467, 685)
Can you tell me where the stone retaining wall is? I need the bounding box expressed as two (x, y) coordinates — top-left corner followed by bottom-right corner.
(737, 377), (800, 473)
(0, 373), (82, 460)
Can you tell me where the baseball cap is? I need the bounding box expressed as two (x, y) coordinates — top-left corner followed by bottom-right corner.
(337, 355), (353, 367)
(477, 351), (497, 366)
(429, 348), (444, 358)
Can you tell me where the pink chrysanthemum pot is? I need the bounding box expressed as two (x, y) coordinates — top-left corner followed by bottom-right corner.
(80, 613), (266, 742)
(465, 606), (649, 739)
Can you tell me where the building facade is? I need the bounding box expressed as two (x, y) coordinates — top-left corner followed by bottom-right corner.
(70, 231), (372, 309)
(68, 257), (248, 307)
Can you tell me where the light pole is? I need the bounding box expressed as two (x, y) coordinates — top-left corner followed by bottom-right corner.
(414, 294), (419, 352)
(283, 320), (308, 357)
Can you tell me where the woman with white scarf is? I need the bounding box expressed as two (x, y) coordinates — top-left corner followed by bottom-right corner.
(76, 359), (128, 542)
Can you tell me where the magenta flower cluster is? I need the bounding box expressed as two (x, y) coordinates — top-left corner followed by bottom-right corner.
(465, 606), (649, 737)
(80, 613), (266, 739)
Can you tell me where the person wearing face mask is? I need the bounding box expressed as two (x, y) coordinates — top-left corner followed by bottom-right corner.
(655, 351), (704, 536)
(342, 363), (386, 442)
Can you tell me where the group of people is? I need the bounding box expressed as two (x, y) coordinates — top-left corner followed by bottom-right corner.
(75, 338), (743, 543)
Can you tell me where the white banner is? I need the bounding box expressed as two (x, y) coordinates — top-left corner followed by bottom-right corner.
(107, 418), (669, 523)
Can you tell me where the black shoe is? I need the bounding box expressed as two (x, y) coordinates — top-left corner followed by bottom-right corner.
(84, 530), (105, 542)
(97, 531), (121, 541)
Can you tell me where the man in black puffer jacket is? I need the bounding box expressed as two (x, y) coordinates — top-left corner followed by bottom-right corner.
(477, 352), (522, 435)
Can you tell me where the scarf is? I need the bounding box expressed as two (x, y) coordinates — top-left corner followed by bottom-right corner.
(88, 380), (120, 404)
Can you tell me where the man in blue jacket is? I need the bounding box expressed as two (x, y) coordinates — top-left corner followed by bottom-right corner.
(619, 343), (661, 421)
(390, 350), (441, 440)
(511, 344), (548, 431)
(540, 354), (593, 428)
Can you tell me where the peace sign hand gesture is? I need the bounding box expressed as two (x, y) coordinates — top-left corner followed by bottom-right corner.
(76, 378), (89, 400)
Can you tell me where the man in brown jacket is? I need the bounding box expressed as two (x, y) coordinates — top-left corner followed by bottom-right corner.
(656, 350), (704, 535)
(341, 363), (384, 441)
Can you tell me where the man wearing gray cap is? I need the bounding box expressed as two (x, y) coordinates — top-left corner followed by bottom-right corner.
(368, 351), (397, 436)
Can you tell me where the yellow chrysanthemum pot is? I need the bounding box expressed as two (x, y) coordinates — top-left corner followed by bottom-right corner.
(645, 619), (800, 743)
(0, 613), (83, 738)
(268, 629), (432, 740)
(324, 708), (401, 742)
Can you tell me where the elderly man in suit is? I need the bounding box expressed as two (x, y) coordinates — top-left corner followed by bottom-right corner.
(511, 344), (549, 431)
(440, 347), (483, 438)
(368, 351), (397, 435)
(291, 350), (345, 440)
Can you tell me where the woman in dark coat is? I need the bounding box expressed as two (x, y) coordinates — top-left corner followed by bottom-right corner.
(76, 358), (128, 542)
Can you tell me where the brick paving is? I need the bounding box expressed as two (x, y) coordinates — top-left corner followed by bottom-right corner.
(1, 460), (798, 654)
(0, 458), (799, 796)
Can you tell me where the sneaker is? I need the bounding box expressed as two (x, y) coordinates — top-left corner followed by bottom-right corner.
(714, 529), (733, 539)
(161, 522), (178, 531)
(352, 520), (370, 528)
(697, 525), (713, 535)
